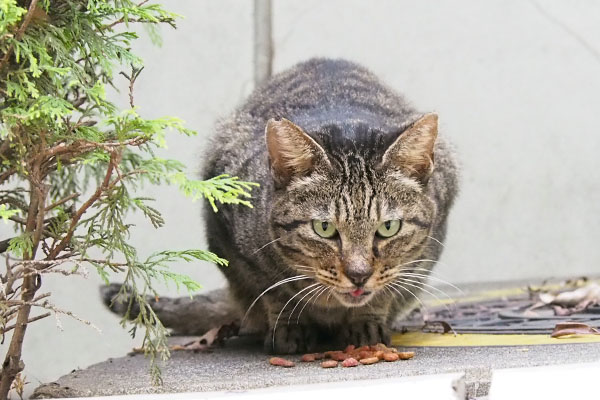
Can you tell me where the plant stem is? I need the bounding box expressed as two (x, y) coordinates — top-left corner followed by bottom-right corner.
(0, 177), (46, 400)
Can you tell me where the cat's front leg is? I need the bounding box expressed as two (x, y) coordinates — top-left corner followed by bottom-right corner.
(341, 310), (391, 347)
(263, 301), (319, 354)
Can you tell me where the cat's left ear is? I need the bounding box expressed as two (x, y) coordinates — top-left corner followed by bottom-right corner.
(265, 118), (330, 187)
(381, 113), (438, 184)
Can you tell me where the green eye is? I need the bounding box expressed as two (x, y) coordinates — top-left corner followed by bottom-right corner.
(376, 220), (401, 238)
(312, 220), (337, 238)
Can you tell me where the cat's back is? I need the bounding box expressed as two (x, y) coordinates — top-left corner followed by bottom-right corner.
(204, 58), (417, 182)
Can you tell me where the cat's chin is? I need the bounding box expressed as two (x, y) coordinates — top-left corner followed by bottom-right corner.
(333, 290), (374, 307)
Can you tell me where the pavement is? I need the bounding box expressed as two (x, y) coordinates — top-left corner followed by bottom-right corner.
(32, 334), (600, 398)
(32, 278), (600, 399)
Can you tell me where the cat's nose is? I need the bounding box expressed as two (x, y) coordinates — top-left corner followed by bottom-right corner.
(346, 270), (372, 287)
(344, 263), (373, 287)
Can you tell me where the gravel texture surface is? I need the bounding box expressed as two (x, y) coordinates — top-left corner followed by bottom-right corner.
(32, 335), (600, 398)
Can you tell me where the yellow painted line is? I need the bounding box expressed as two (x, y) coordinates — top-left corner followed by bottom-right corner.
(391, 332), (600, 347)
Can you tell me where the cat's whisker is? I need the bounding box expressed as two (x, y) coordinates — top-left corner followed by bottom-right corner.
(397, 275), (456, 301)
(396, 269), (465, 295)
(315, 274), (339, 287)
(382, 285), (396, 301)
(392, 258), (439, 269)
(395, 277), (452, 313)
(426, 235), (445, 249)
(252, 237), (282, 254)
(242, 275), (310, 326)
(326, 287), (334, 303)
(293, 264), (316, 273)
(296, 285), (328, 324)
(388, 281), (428, 313)
(293, 264), (314, 269)
(287, 284), (323, 324)
(272, 282), (321, 350)
(386, 282), (407, 303)
(295, 269), (315, 274)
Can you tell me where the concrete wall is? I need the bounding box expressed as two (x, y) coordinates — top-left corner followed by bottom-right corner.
(2, 0), (600, 395)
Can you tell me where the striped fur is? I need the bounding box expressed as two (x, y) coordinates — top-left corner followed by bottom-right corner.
(203, 59), (458, 353)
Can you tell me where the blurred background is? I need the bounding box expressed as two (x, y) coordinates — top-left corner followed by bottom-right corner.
(2, 0), (600, 394)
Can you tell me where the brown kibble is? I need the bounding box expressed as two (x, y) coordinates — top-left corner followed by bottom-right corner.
(358, 350), (373, 360)
(269, 357), (295, 367)
(383, 352), (400, 362)
(342, 357), (359, 367)
(313, 353), (325, 360)
(321, 360), (338, 368)
(397, 351), (415, 360)
(324, 350), (342, 359)
(356, 345), (370, 352)
(374, 350), (385, 360)
(344, 344), (356, 353)
(332, 352), (350, 361)
(359, 356), (379, 365)
(301, 353), (316, 362)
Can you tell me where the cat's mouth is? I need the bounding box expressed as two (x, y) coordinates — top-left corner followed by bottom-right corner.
(335, 289), (373, 306)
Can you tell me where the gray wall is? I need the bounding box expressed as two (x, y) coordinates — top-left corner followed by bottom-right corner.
(2, 0), (600, 395)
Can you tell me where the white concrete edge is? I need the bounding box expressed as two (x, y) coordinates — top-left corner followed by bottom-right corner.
(65, 372), (463, 400)
(60, 361), (600, 400)
(490, 361), (600, 399)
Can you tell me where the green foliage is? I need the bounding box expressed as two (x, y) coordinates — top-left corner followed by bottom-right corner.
(0, 0), (257, 390)
(173, 173), (259, 212)
(0, 204), (19, 222)
(7, 233), (32, 258)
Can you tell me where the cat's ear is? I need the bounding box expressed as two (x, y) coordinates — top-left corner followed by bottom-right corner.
(381, 113), (438, 184)
(266, 118), (329, 187)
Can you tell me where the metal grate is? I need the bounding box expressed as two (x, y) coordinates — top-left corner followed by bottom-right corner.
(400, 296), (600, 335)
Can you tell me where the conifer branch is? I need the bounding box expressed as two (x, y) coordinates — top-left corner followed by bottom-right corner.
(0, 1), (257, 395)
(0, 0), (39, 72)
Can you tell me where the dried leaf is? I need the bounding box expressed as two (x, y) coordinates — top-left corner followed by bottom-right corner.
(552, 283), (600, 307)
(423, 320), (457, 336)
(171, 320), (240, 351)
(538, 293), (556, 304)
(551, 322), (600, 338)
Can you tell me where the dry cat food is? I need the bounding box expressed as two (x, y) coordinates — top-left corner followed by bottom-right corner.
(269, 343), (415, 368)
(321, 360), (339, 368)
(341, 357), (359, 367)
(359, 356), (379, 365)
(269, 357), (295, 367)
(397, 351), (415, 360)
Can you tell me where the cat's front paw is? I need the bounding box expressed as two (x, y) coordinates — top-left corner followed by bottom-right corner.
(264, 324), (318, 354)
(342, 320), (391, 347)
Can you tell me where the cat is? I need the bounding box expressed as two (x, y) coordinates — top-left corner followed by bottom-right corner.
(102, 58), (458, 352)
(200, 58), (459, 353)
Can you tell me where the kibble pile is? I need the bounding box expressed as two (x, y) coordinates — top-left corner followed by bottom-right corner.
(269, 343), (415, 368)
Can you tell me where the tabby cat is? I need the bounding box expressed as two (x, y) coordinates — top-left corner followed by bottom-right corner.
(202, 58), (458, 353)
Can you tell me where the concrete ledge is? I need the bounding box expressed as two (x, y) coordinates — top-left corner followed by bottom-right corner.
(33, 335), (600, 398)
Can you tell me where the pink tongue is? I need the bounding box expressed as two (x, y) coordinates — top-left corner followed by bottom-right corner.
(350, 289), (364, 297)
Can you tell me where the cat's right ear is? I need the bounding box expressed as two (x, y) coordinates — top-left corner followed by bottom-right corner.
(265, 118), (329, 187)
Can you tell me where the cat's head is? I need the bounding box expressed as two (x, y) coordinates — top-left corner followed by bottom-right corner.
(266, 114), (438, 307)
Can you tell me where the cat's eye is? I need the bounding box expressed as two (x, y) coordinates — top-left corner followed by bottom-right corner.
(312, 220), (337, 238)
(376, 219), (402, 238)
